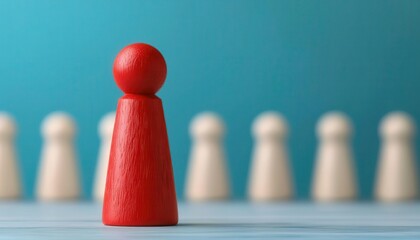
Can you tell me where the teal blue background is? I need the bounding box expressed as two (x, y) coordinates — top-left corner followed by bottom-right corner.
(0, 0), (419, 200)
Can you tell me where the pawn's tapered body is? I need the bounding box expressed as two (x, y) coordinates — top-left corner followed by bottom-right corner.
(93, 112), (115, 201)
(185, 112), (230, 201)
(36, 112), (80, 201)
(0, 113), (20, 199)
(103, 95), (178, 226)
(248, 112), (293, 201)
(375, 112), (418, 202)
(312, 112), (357, 202)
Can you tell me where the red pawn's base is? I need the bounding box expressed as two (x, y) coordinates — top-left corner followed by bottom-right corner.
(102, 94), (178, 226)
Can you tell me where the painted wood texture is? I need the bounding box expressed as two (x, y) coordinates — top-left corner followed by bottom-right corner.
(112, 43), (167, 95)
(103, 43), (177, 226)
(1, 202), (420, 239)
(103, 94), (178, 226)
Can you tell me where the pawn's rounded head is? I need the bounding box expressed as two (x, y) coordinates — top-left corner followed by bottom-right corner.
(317, 112), (352, 139)
(252, 111), (288, 139)
(380, 112), (415, 139)
(113, 43), (167, 95)
(0, 113), (16, 137)
(42, 112), (76, 138)
(190, 112), (225, 139)
(99, 112), (116, 137)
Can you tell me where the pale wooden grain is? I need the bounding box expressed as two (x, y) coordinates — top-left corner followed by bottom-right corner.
(248, 111), (293, 201)
(186, 112), (230, 201)
(93, 112), (115, 201)
(312, 112), (357, 201)
(375, 112), (418, 202)
(36, 112), (80, 201)
(0, 113), (20, 199)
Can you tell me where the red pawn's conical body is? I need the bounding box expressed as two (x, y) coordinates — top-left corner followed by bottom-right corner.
(103, 94), (178, 226)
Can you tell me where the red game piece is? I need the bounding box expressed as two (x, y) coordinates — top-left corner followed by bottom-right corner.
(102, 43), (178, 226)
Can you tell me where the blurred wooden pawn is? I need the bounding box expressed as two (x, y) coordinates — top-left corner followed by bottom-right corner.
(312, 112), (357, 202)
(36, 112), (80, 201)
(0, 113), (21, 199)
(185, 112), (230, 201)
(248, 112), (293, 201)
(375, 112), (418, 202)
(93, 112), (115, 201)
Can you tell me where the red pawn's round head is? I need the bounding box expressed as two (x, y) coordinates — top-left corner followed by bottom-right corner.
(113, 43), (167, 95)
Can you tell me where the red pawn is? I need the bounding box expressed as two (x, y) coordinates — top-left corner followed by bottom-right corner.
(103, 43), (178, 226)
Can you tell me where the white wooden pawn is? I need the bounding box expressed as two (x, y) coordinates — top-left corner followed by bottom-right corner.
(93, 112), (115, 201)
(185, 112), (230, 201)
(0, 113), (21, 199)
(248, 112), (293, 201)
(312, 112), (357, 202)
(36, 112), (80, 201)
(375, 112), (418, 202)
